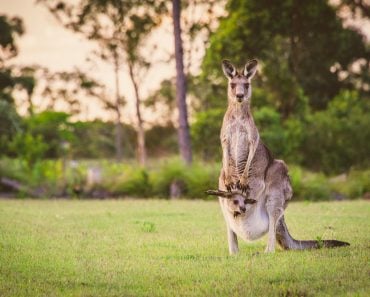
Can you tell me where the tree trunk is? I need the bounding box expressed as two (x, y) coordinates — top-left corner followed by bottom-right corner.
(27, 92), (34, 116)
(172, 0), (192, 165)
(128, 63), (147, 166)
(114, 54), (123, 161)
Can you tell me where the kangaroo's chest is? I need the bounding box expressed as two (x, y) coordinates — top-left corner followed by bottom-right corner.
(224, 118), (250, 174)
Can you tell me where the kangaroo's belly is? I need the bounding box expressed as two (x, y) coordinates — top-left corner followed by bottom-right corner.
(229, 203), (269, 241)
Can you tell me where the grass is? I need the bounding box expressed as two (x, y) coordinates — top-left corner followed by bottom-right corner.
(0, 199), (369, 297)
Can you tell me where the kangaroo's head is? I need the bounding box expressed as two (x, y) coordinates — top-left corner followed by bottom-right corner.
(205, 189), (256, 217)
(221, 59), (258, 104)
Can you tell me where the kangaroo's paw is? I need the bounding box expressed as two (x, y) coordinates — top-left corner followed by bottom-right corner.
(224, 176), (236, 192)
(237, 177), (250, 194)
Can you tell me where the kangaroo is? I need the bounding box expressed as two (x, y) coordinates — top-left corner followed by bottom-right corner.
(206, 59), (350, 254)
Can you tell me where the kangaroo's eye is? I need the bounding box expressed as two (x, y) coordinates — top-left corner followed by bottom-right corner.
(244, 199), (248, 204)
(244, 83), (250, 88)
(233, 200), (239, 205)
(230, 83), (236, 89)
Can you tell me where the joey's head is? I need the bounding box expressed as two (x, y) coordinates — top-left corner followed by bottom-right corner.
(205, 189), (256, 217)
(221, 59), (258, 104)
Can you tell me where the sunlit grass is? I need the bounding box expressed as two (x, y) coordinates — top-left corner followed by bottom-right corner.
(0, 199), (369, 296)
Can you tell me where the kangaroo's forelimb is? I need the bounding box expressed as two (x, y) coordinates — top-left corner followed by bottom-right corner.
(239, 115), (259, 192)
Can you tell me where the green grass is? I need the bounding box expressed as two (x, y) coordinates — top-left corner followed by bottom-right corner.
(0, 199), (369, 297)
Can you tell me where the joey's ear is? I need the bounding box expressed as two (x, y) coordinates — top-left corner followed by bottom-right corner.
(243, 59), (258, 79)
(222, 60), (237, 79)
(205, 189), (231, 198)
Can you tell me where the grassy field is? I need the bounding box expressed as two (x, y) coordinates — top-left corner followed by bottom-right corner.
(0, 199), (369, 297)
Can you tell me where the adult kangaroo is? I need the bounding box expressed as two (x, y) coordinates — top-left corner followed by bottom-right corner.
(206, 59), (349, 254)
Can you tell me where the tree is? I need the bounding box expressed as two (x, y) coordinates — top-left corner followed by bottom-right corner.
(40, 0), (166, 164)
(203, 0), (370, 114)
(39, 67), (106, 116)
(0, 14), (24, 155)
(300, 90), (370, 174)
(172, 0), (192, 164)
(0, 14), (24, 65)
(13, 66), (36, 116)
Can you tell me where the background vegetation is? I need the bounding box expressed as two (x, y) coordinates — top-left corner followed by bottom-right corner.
(0, 0), (369, 200)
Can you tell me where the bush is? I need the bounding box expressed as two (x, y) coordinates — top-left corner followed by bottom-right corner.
(150, 158), (220, 199)
(108, 167), (151, 197)
(191, 108), (224, 161)
(150, 159), (187, 197)
(288, 166), (331, 201)
(1, 157), (368, 201)
(330, 169), (370, 199)
(183, 162), (220, 199)
(254, 106), (286, 158)
(301, 91), (370, 174)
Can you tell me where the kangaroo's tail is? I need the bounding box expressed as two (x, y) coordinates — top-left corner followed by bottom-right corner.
(276, 216), (350, 250)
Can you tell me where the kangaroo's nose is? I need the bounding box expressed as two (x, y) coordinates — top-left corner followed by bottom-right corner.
(236, 94), (244, 99)
(240, 206), (246, 213)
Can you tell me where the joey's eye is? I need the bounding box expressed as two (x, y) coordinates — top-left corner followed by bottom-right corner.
(230, 83), (236, 89)
(233, 200), (239, 205)
(244, 83), (250, 88)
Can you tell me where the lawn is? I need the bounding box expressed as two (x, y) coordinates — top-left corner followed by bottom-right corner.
(0, 199), (369, 297)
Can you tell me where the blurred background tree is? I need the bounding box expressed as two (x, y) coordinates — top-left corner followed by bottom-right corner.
(40, 0), (167, 165)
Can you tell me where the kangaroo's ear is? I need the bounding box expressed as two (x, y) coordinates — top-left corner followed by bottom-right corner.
(243, 59), (258, 79)
(222, 60), (237, 79)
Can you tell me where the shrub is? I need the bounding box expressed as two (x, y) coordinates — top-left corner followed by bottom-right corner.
(108, 167), (151, 197)
(150, 159), (188, 197)
(191, 108), (223, 161)
(330, 169), (370, 199)
(184, 162), (220, 199)
(289, 166), (331, 201)
(301, 91), (370, 174)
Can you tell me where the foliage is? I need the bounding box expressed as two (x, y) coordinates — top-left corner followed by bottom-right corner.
(23, 111), (74, 159)
(150, 158), (220, 199)
(253, 107), (286, 158)
(150, 159), (188, 197)
(8, 133), (48, 166)
(0, 200), (369, 296)
(145, 124), (178, 158)
(191, 108), (223, 160)
(109, 167), (152, 197)
(0, 14), (24, 63)
(300, 90), (370, 173)
(71, 120), (136, 159)
(0, 100), (21, 155)
(2, 157), (369, 200)
(203, 0), (370, 113)
(330, 169), (370, 199)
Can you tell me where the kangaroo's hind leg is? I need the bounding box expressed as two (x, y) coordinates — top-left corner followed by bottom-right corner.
(265, 192), (285, 253)
(264, 160), (292, 253)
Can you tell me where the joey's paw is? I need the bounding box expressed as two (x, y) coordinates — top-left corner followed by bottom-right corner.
(237, 178), (250, 194)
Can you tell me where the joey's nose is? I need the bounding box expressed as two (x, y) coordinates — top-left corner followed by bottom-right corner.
(240, 206), (246, 213)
